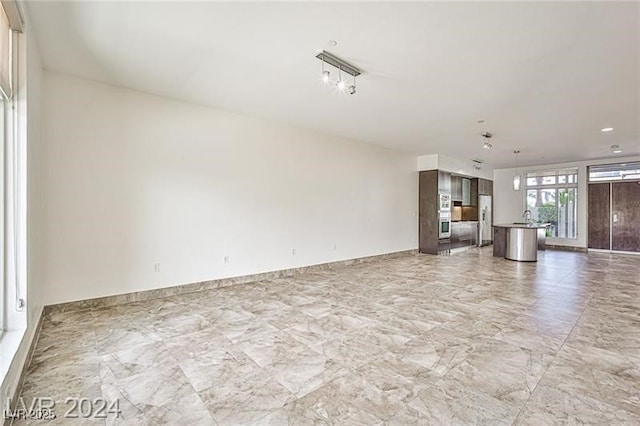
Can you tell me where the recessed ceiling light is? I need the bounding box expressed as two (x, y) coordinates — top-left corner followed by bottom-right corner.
(601, 127), (614, 132)
(328, 40), (337, 47)
(611, 144), (623, 154)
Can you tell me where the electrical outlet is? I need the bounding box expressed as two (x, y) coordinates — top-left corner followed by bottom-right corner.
(224, 255), (230, 264)
(291, 248), (296, 256)
(153, 263), (160, 272)
(332, 244), (337, 251)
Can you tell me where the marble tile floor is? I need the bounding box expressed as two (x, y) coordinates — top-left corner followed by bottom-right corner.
(14, 247), (640, 425)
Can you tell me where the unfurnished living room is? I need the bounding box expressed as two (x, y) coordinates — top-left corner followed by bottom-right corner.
(0, 1), (639, 424)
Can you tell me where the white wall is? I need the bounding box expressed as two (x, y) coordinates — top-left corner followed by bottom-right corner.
(494, 155), (640, 248)
(26, 16), (44, 338)
(417, 153), (493, 180)
(437, 154), (493, 180)
(493, 168), (526, 226)
(42, 71), (418, 305)
(417, 154), (438, 171)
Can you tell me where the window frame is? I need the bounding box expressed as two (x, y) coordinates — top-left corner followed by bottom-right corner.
(588, 162), (640, 182)
(2, 26), (23, 336)
(525, 168), (579, 240)
(0, 91), (5, 332)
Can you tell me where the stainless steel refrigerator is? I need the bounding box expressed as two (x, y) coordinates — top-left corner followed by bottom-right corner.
(478, 195), (493, 246)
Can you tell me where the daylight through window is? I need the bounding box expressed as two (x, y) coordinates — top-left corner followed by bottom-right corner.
(526, 169), (578, 239)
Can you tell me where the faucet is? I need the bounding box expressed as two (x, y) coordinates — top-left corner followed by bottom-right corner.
(523, 209), (532, 224)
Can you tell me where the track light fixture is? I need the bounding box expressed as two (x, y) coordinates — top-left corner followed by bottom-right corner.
(316, 50), (361, 95)
(481, 132), (493, 149)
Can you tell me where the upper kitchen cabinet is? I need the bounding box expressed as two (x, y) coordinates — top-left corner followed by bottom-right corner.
(469, 178), (478, 206)
(452, 176), (476, 205)
(478, 178), (493, 196)
(451, 176), (462, 201)
(462, 177), (472, 205)
(438, 170), (451, 193)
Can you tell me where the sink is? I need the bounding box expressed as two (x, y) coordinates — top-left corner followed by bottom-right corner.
(512, 222), (532, 225)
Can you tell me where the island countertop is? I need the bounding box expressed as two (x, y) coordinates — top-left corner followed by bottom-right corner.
(493, 223), (550, 229)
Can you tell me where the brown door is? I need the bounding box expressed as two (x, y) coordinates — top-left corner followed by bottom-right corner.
(612, 181), (640, 252)
(588, 183), (611, 249)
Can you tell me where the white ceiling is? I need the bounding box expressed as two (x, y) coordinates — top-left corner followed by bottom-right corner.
(26, 1), (639, 168)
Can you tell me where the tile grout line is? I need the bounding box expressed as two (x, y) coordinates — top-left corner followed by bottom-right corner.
(20, 249), (640, 424)
(510, 285), (594, 425)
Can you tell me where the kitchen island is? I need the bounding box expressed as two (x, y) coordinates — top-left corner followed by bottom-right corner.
(493, 223), (550, 261)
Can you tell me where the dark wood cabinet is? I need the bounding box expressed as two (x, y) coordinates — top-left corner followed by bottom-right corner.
(419, 170), (439, 255)
(493, 227), (506, 257)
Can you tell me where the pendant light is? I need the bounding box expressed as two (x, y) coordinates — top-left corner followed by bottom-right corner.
(513, 150), (521, 191)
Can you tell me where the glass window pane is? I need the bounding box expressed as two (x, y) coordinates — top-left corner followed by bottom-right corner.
(589, 162), (640, 182)
(525, 168), (577, 239)
(542, 176), (556, 185)
(527, 188), (557, 236)
(526, 190), (537, 210)
(557, 188), (577, 239)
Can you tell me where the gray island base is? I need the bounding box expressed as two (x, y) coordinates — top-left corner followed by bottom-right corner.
(493, 223), (550, 261)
